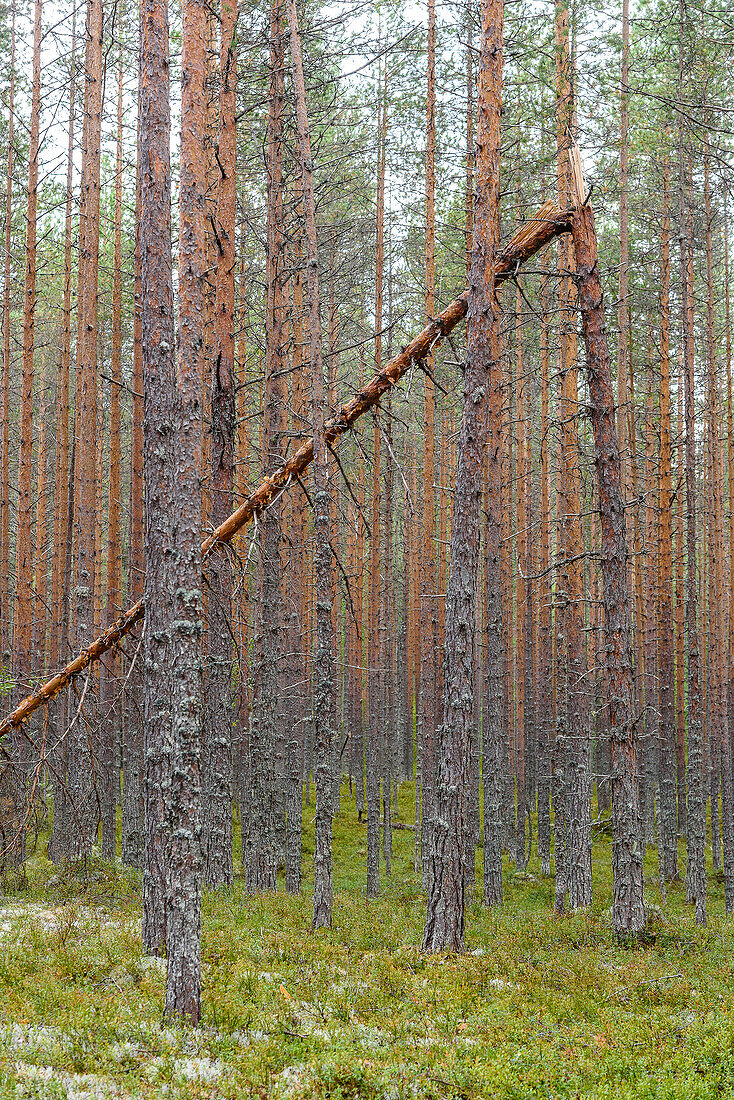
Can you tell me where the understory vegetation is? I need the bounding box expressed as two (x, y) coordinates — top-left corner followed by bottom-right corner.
(0, 788), (731, 1100)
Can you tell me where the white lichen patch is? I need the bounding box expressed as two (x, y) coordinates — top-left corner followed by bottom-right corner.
(175, 1056), (222, 1083)
(13, 1062), (130, 1100)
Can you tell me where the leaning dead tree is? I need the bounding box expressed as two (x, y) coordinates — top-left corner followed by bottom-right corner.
(0, 199), (572, 745)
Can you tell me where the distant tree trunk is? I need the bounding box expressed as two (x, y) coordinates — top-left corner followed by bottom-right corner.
(678, 133), (704, 919)
(725, 216), (734, 872)
(572, 195), (645, 938)
(5, 0), (42, 869)
(537, 260), (553, 873)
(674, 354), (686, 838)
(657, 161), (676, 882)
(203, 0), (238, 888)
(423, 0), (503, 953)
(366, 63), (386, 898)
(367, 408), (381, 896)
(49, 11), (75, 865)
(32, 357), (48, 678)
(68, 0), (103, 858)
(122, 108), (145, 870)
(465, 0), (474, 281)
(351, 371), (365, 818)
(286, 0), (334, 929)
(0, 0), (15, 661)
(704, 149), (734, 911)
(163, 0), (207, 1020)
(100, 46), (125, 862)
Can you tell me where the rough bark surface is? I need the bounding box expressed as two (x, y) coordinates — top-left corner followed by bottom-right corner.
(423, 0), (503, 953)
(572, 200), (645, 939)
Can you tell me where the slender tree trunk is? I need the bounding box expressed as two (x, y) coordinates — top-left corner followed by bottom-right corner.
(100, 47), (125, 862)
(657, 161), (676, 885)
(122, 108), (145, 870)
(515, 274), (527, 870)
(32, 357), (47, 678)
(5, 0), (42, 869)
(48, 11), (75, 864)
(678, 136), (704, 918)
(1, 0), (16, 661)
(537, 260), (553, 873)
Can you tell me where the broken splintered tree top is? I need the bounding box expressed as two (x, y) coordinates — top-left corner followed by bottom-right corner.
(0, 197), (576, 746)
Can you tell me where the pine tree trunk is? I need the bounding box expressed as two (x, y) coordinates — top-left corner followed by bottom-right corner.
(704, 149), (734, 910)
(68, 0), (103, 859)
(423, 0), (503, 952)
(0, 0), (15, 661)
(572, 198), (645, 938)
(678, 136), (705, 918)
(657, 164), (675, 888)
(421, 0), (438, 890)
(100, 47), (125, 862)
(164, 0), (207, 1020)
(141, 0), (178, 957)
(5, 0), (42, 870)
(286, 0), (334, 929)
(203, 0), (238, 888)
(122, 114), (145, 870)
(247, 0), (286, 893)
(49, 12), (75, 866)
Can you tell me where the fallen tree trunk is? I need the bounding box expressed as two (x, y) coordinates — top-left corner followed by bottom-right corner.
(0, 199), (572, 747)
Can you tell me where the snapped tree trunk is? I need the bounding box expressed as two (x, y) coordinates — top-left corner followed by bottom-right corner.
(571, 193), (645, 939)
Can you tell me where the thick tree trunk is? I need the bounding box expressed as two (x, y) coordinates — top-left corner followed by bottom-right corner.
(68, 0), (102, 859)
(286, 0), (334, 928)
(141, 0), (177, 959)
(163, 0), (207, 1021)
(423, 0), (503, 953)
(203, 0), (238, 888)
(246, 0), (286, 892)
(571, 197), (645, 939)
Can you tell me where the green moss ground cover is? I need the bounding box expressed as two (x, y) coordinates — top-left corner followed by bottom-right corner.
(1, 784), (732, 1099)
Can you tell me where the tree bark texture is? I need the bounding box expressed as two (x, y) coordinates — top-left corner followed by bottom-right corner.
(423, 0), (503, 953)
(571, 199), (645, 938)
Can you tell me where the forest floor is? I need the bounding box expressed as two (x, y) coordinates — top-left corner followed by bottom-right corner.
(0, 785), (732, 1100)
